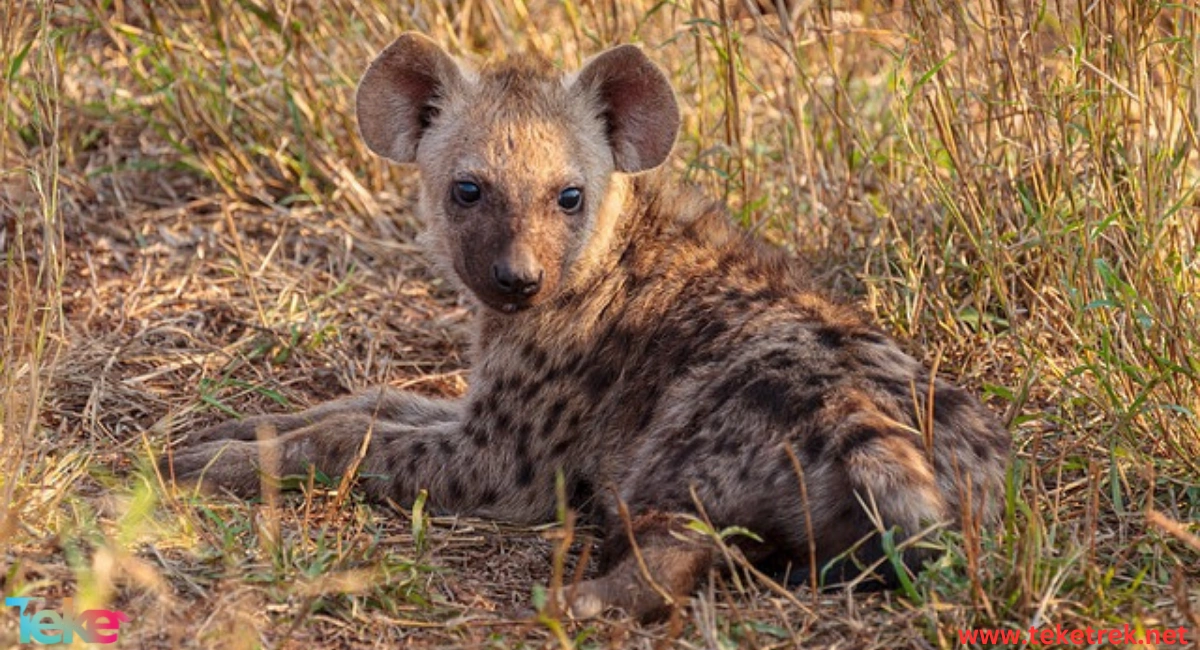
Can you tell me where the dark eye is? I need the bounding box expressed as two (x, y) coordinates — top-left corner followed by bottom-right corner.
(558, 187), (583, 213)
(453, 181), (482, 206)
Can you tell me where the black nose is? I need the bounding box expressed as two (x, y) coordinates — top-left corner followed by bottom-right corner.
(492, 263), (543, 297)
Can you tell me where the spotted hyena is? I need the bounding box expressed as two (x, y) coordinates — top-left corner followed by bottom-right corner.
(162, 34), (1010, 620)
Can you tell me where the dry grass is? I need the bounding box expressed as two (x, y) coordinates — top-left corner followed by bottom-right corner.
(2, 0), (1198, 647)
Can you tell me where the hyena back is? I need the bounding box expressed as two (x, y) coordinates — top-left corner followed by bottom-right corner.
(163, 34), (1011, 620)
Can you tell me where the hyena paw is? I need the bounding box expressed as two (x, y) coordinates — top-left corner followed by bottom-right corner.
(550, 577), (671, 621)
(549, 582), (609, 620)
(158, 439), (268, 498)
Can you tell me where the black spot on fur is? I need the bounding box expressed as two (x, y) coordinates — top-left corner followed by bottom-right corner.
(663, 341), (697, 374)
(741, 376), (824, 424)
(749, 287), (781, 303)
(550, 437), (572, 457)
(539, 363), (563, 386)
(741, 377), (793, 423)
(754, 348), (795, 372)
(583, 363), (617, 399)
(709, 365), (757, 408)
(558, 354), (584, 377)
(519, 378), (543, 403)
(522, 341), (549, 371)
(495, 411), (512, 434)
(566, 411), (583, 432)
(568, 474), (595, 506)
(466, 422), (489, 447)
(802, 371), (839, 388)
(515, 424), (531, 455)
(539, 414), (559, 439)
(814, 326), (846, 348)
(792, 389), (826, 417)
(516, 460), (536, 487)
(483, 391), (500, 415)
(548, 398), (567, 421)
(478, 487), (499, 506)
(695, 316), (731, 345)
(540, 399), (567, 438)
(654, 317), (728, 374)
(608, 326), (636, 356)
(438, 439), (455, 456)
(834, 422), (888, 457)
(494, 374), (512, 394)
(447, 478), (465, 502)
(802, 432), (827, 459)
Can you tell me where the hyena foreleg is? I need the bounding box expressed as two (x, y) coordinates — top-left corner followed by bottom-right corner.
(183, 388), (461, 444)
(160, 389), (559, 522)
(557, 511), (717, 621)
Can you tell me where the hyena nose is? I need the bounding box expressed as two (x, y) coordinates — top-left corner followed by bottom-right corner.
(492, 262), (543, 297)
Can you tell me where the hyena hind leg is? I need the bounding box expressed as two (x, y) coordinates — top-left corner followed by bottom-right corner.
(804, 408), (954, 588)
(183, 387), (460, 444)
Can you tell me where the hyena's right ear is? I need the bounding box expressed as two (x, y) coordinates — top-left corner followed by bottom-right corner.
(356, 33), (465, 163)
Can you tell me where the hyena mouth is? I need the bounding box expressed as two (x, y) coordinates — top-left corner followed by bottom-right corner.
(482, 292), (537, 314)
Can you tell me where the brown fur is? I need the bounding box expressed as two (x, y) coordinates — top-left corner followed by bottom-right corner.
(162, 34), (1011, 621)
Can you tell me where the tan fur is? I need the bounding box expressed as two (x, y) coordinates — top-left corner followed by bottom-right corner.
(163, 34), (1011, 621)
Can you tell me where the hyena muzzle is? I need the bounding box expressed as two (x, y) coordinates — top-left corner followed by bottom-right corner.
(160, 33), (1011, 621)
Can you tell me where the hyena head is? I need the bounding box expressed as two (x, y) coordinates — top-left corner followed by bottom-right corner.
(356, 34), (680, 313)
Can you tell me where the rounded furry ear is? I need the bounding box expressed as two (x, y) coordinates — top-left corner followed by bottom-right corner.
(356, 33), (465, 163)
(573, 45), (680, 173)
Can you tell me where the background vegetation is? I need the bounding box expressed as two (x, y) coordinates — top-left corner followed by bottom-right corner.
(2, 0), (1197, 647)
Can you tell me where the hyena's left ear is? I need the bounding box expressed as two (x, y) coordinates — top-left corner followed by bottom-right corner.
(572, 45), (680, 173)
(356, 32), (466, 163)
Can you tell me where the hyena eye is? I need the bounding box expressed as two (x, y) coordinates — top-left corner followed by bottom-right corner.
(558, 187), (583, 213)
(453, 181), (482, 206)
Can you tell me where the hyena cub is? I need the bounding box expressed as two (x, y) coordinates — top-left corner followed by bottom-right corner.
(163, 34), (1010, 619)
